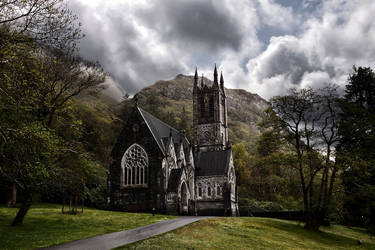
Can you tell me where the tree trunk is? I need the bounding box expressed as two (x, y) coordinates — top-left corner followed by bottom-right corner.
(62, 196), (65, 214)
(7, 182), (17, 207)
(74, 194), (78, 214)
(11, 191), (32, 226)
(304, 211), (321, 231)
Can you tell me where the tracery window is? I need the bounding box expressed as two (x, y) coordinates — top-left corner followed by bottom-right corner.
(207, 185), (211, 197)
(121, 143), (148, 186)
(217, 186), (221, 196)
(198, 183), (202, 197)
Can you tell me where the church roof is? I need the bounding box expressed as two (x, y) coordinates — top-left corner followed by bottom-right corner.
(196, 148), (232, 176)
(167, 168), (182, 192)
(137, 107), (190, 155)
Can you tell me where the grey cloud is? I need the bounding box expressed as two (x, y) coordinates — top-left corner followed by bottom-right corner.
(69, 0), (245, 95)
(251, 37), (318, 85)
(69, 0), (186, 94)
(138, 0), (243, 52)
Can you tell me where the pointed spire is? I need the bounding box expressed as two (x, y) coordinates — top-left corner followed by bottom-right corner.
(214, 64), (218, 83)
(213, 64), (219, 89)
(194, 67), (198, 85)
(201, 74), (204, 88)
(220, 71), (226, 96)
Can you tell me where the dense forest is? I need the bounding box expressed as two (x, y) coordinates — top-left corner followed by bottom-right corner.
(1, 0), (374, 233)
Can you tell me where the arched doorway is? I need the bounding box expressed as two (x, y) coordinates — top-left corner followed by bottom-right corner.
(180, 182), (189, 215)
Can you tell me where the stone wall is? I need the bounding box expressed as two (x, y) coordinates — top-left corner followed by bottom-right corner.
(195, 176), (227, 215)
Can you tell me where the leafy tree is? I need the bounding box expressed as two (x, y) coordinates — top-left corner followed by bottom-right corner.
(0, 0), (83, 51)
(339, 66), (375, 232)
(0, 1), (106, 226)
(270, 86), (342, 230)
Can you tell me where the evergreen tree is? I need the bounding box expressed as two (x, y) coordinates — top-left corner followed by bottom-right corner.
(339, 66), (375, 232)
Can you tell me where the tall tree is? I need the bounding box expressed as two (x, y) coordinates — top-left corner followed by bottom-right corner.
(339, 66), (375, 232)
(270, 86), (341, 230)
(0, 1), (106, 226)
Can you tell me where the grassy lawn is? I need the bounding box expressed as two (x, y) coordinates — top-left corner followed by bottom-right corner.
(0, 203), (175, 250)
(119, 217), (375, 250)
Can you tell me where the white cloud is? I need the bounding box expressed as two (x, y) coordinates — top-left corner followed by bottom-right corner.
(243, 0), (375, 99)
(257, 0), (295, 31)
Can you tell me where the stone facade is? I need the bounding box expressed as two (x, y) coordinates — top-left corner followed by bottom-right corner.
(108, 66), (239, 216)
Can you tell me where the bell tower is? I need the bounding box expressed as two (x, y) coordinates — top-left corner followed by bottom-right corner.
(193, 65), (228, 152)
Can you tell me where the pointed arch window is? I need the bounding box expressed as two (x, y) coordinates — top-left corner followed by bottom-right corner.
(209, 96), (214, 117)
(200, 95), (205, 117)
(121, 143), (148, 187)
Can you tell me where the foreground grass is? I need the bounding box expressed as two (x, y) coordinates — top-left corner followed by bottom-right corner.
(120, 217), (375, 250)
(0, 203), (175, 250)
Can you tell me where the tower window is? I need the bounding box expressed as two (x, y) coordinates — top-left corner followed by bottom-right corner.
(200, 96), (205, 117)
(121, 143), (148, 186)
(198, 185), (202, 197)
(217, 186), (221, 196)
(207, 186), (211, 196)
(209, 96), (214, 117)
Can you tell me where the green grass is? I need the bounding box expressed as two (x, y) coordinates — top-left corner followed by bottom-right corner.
(0, 203), (175, 250)
(119, 217), (375, 250)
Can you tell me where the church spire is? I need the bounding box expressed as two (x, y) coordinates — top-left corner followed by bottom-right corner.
(221, 71), (226, 97)
(201, 74), (204, 88)
(213, 64), (218, 84)
(194, 67), (198, 92)
(194, 67), (198, 85)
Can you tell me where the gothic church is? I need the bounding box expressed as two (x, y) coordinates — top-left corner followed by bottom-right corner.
(108, 66), (238, 216)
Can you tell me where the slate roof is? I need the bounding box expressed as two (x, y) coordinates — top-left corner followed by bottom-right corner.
(167, 168), (182, 192)
(196, 148), (232, 176)
(137, 107), (190, 155)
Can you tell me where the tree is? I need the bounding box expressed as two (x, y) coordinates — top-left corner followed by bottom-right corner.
(339, 66), (375, 232)
(0, 0), (83, 51)
(270, 86), (342, 230)
(0, 1), (106, 225)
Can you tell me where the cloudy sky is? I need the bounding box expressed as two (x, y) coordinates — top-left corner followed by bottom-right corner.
(68, 0), (375, 100)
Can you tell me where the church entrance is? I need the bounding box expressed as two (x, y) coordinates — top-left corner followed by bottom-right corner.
(180, 182), (189, 215)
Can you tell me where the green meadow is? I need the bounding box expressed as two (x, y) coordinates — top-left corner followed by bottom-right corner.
(0, 204), (174, 250)
(120, 217), (375, 250)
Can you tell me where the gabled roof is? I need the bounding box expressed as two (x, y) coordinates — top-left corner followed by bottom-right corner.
(137, 107), (189, 155)
(196, 148), (232, 176)
(167, 168), (182, 192)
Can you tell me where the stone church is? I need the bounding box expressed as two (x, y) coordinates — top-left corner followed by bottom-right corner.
(108, 66), (238, 216)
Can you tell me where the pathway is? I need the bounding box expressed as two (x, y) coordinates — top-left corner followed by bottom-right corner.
(42, 216), (212, 250)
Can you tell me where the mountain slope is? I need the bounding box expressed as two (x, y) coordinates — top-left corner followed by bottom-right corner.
(126, 74), (269, 150)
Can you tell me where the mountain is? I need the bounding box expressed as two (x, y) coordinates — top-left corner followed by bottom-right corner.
(125, 74), (269, 150)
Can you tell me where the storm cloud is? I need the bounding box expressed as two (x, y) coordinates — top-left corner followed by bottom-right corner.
(69, 0), (375, 100)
